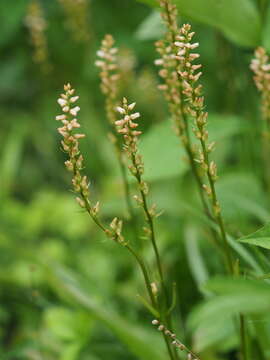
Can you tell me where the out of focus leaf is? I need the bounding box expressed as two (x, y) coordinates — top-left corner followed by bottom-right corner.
(140, 120), (187, 181)
(262, 4), (270, 53)
(0, 0), (28, 47)
(49, 266), (165, 360)
(135, 11), (165, 40)
(189, 277), (270, 330)
(1, 120), (27, 196)
(137, 0), (261, 47)
(140, 114), (245, 181)
(184, 225), (209, 294)
(216, 173), (269, 223)
(44, 307), (93, 341)
(238, 222), (270, 250)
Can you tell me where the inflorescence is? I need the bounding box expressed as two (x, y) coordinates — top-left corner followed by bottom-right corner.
(250, 47), (270, 126)
(95, 34), (120, 124)
(56, 83), (125, 244)
(152, 319), (200, 360)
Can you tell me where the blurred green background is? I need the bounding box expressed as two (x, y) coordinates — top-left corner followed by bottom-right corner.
(1, 0), (270, 359)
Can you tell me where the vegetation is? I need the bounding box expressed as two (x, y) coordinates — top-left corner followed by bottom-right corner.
(2, 0), (270, 359)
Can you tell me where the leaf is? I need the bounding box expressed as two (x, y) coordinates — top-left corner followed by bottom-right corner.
(216, 172), (269, 223)
(135, 11), (165, 41)
(48, 266), (165, 360)
(44, 307), (93, 341)
(184, 225), (210, 294)
(262, 4), (270, 53)
(238, 222), (270, 250)
(140, 114), (244, 182)
(1, 120), (27, 196)
(137, 0), (261, 47)
(140, 120), (187, 181)
(189, 277), (270, 331)
(0, 0), (29, 47)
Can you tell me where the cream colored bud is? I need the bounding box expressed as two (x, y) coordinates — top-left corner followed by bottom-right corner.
(130, 112), (140, 120)
(56, 114), (67, 121)
(128, 102), (136, 111)
(57, 98), (67, 107)
(74, 133), (85, 139)
(189, 42), (199, 49)
(76, 197), (86, 208)
(97, 50), (105, 58)
(70, 96), (79, 103)
(95, 60), (105, 67)
(116, 106), (125, 114)
(154, 59), (164, 66)
(70, 106), (80, 116)
(65, 160), (73, 171)
(115, 119), (125, 126)
(152, 319), (159, 325)
(64, 83), (71, 91)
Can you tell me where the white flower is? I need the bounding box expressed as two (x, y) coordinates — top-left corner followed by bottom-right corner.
(70, 96), (79, 103)
(70, 106), (80, 116)
(130, 112), (140, 120)
(154, 59), (164, 66)
(57, 98), (67, 107)
(55, 114), (67, 121)
(116, 106), (125, 114)
(128, 102), (136, 111)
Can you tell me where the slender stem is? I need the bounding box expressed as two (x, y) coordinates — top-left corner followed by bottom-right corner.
(240, 314), (248, 360)
(119, 157), (134, 218)
(82, 190), (175, 360)
(130, 152), (176, 359)
(199, 139), (234, 274)
(126, 244), (157, 308)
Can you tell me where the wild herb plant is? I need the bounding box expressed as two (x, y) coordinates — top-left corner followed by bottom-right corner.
(53, 0), (270, 359)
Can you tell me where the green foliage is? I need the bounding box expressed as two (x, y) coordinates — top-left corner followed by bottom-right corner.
(2, 0), (270, 359)
(239, 222), (270, 249)
(137, 0), (261, 47)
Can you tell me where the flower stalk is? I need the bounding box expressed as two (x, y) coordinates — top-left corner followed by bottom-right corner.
(115, 98), (177, 359)
(155, 0), (213, 224)
(96, 35), (136, 223)
(56, 84), (175, 360)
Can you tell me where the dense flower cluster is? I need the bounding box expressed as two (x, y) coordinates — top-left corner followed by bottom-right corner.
(56, 83), (90, 207)
(115, 99), (146, 185)
(250, 47), (270, 125)
(155, 0), (185, 140)
(56, 83), (125, 244)
(58, 0), (91, 43)
(96, 34), (120, 124)
(175, 24), (219, 207)
(25, 0), (51, 73)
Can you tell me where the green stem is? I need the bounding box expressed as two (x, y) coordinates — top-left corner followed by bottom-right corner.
(126, 247), (175, 360)
(240, 314), (248, 360)
(200, 140), (234, 274)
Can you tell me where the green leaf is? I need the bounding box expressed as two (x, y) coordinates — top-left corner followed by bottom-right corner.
(216, 173), (269, 223)
(140, 120), (187, 181)
(262, 4), (270, 53)
(137, 0), (261, 47)
(184, 225), (210, 294)
(135, 11), (165, 41)
(1, 120), (27, 196)
(49, 266), (165, 360)
(44, 307), (93, 341)
(140, 114), (244, 182)
(238, 222), (270, 250)
(0, 0), (29, 47)
(189, 277), (270, 331)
